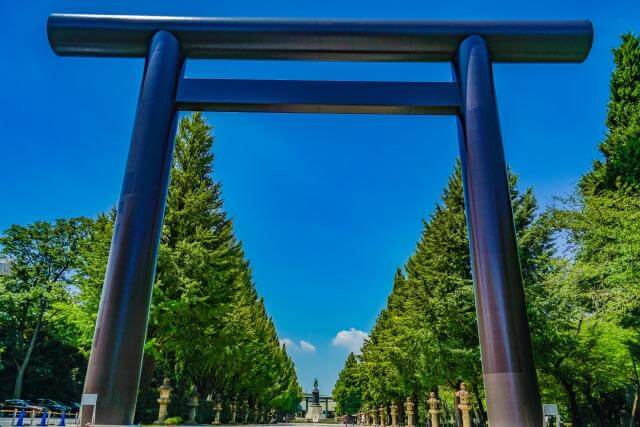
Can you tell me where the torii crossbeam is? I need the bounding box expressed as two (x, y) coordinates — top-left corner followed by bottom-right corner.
(47, 14), (593, 427)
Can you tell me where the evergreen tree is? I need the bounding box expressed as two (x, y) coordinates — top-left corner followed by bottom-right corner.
(353, 162), (554, 424)
(581, 33), (640, 194)
(335, 33), (640, 426)
(148, 112), (301, 420)
(150, 112), (247, 401)
(333, 353), (363, 415)
(544, 33), (640, 425)
(53, 113), (301, 422)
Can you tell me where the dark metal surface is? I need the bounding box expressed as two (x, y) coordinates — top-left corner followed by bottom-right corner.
(176, 79), (460, 114)
(48, 14), (593, 62)
(80, 30), (184, 426)
(454, 35), (542, 426)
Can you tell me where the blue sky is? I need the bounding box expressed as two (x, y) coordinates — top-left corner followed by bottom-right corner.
(2, 0), (639, 395)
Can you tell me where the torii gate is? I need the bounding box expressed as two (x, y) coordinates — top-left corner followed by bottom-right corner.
(47, 14), (592, 427)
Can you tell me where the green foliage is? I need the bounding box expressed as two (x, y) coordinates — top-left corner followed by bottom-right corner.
(336, 32), (640, 427)
(63, 211), (115, 355)
(534, 189), (640, 425)
(347, 162), (547, 424)
(541, 32), (640, 426)
(164, 416), (183, 425)
(3, 30), (639, 427)
(333, 353), (363, 415)
(581, 33), (640, 194)
(0, 113), (301, 421)
(145, 113), (301, 419)
(0, 218), (92, 398)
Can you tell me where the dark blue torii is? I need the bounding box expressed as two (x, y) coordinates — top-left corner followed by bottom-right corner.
(47, 14), (593, 427)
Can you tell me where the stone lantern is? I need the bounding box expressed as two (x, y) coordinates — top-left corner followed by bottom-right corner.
(404, 397), (414, 427)
(455, 383), (471, 427)
(253, 403), (260, 423)
(230, 398), (238, 424)
(212, 394), (222, 425)
(378, 405), (386, 427)
(428, 391), (440, 427)
(243, 400), (250, 424)
(155, 378), (172, 424)
(185, 389), (199, 425)
(389, 401), (398, 427)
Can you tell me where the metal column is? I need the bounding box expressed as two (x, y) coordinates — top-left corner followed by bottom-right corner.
(80, 30), (184, 426)
(453, 35), (542, 427)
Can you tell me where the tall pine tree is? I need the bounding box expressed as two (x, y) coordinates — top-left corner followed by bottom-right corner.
(581, 33), (640, 194)
(547, 33), (640, 426)
(333, 353), (364, 415)
(354, 162), (554, 423)
(66, 113), (301, 422)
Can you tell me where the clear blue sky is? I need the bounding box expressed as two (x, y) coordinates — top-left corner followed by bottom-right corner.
(2, 0), (638, 396)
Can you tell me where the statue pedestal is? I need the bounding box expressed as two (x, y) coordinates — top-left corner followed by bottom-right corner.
(306, 404), (324, 422)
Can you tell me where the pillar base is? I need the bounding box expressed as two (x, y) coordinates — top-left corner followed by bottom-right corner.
(484, 372), (543, 426)
(305, 404), (324, 421)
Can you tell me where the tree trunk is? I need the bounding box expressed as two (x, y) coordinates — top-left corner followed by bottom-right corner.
(560, 379), (582, 427)
(454, 382), (462, 427)
(13, 364), (26, 399)
(582, 386), (607, 426)
(136, 354), (157, 415)
(13, 310), (43, 398)
(471, 382), (486, 424)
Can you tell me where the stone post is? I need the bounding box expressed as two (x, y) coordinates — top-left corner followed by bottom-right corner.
(455, 383), (471, 427)
(155, 378), (172, 424)
(378, 406), (386, 427)
(370, 409), (378, 427)
(230, 398), (238, 424)
(213, 394), (222, 425)
(428, 391), (440, 427)
(242, 401), (249, 424)
(390, 402), (398, 427)
(185, 394), (199, 425)
(404, 398), (414, 427)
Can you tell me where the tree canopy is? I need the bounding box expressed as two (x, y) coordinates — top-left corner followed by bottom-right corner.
(0, 113), (301, 423)
(333, 33), (640, 427)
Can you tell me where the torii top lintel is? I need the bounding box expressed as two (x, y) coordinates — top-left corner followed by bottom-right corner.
(47, 14), (593, 63)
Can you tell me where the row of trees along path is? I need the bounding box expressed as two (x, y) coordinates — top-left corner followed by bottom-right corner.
(332, 33), (640, 427)
(0, 113), (302, 423)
